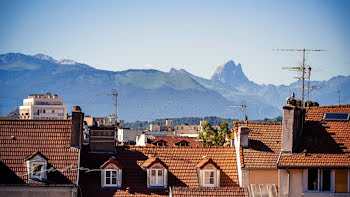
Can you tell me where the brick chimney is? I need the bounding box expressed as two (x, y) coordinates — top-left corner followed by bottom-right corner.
(281, 97), (305, 153)
(71, 106), (84, 149)
(239, 126), (249, 148)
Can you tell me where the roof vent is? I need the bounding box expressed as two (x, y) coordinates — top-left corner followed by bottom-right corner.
(11, 135), (16, 140)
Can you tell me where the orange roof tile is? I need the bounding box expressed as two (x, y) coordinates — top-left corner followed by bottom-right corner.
(278, 105), (350, 168)
(79, 146), (240, 197)
(148, 136), (202, 147)
(0, 120), (79, 184)
(233, 122), (282, 169)
(171, 187), (248, 197)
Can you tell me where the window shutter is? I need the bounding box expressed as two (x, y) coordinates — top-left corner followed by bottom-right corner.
(118, 169), (122, 187)
(147, 169), (150, 188)
(101, 170), (104, 187)
(216, 170), (220, 187)
(164, 169), (168, 188)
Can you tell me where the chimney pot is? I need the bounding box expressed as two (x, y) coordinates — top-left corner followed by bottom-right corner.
(239, 126), (249, 148)
(74, 106), (82, 112)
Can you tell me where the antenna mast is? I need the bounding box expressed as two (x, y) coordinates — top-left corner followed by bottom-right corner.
(96, 89), (118, 125)
(274, 48), (325, 108)
(228, 101), (247, 121)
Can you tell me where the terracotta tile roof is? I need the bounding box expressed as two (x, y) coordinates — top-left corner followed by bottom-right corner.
(148, 136), (202, 147)
(233, 122), (282, 169)
(305, 104), (350, 121)
(0, 120), (79, 184)
(278, 105), (350, 168)
(79, 146), (239, 197)
(171, 187), (248, 197)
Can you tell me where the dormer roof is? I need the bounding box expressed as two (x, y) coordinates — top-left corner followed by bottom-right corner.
(25, 151), (48, 161)
(100, 157), (123, 169)
(141, 157), (168, 169)
(195, 157), (220, 170)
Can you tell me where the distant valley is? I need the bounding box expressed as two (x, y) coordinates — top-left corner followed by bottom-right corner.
(0, 53), (349, 121)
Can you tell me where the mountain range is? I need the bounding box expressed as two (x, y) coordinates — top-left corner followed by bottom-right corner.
(0, 53), (349, 121)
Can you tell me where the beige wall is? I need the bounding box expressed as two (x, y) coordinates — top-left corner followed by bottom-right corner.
(250, 169), (279, 186)
(0, 185), (77, 197)
(279, 169), (303, 197)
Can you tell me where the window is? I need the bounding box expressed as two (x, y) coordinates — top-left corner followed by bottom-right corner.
(150, 169), (163, 186)
(323, 113), (349, 120)
(142, 158), (168, 188)
(103, 170), (118, 186)
(26, 153), (47, 181)
(307, 169), (331, 192)
(203, 170), (216, 187)
(100, 157), (123, 188)
(196, 158), (220, 187)
(30, 162), (45, 180)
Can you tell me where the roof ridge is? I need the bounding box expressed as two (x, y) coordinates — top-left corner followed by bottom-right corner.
(307, 104), (350, 109)
(233, 121), (282, 125)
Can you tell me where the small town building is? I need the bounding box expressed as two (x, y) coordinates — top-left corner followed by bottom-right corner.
(19, 93), (67, 120)
(0, 106), (84, 197)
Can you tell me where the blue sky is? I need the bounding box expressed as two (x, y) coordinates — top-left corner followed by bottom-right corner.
(1, 0), (349, 85)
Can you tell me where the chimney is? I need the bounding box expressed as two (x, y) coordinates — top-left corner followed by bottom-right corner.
(281, 99), (304, 153)
(71, 106), (84, 148)
(239, 126), (249, 148)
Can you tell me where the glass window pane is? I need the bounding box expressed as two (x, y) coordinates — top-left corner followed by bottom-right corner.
(308, 169), (318, 191)
(335, 169), (348, 193)
(150, 173), (156, 185)
(106, 177), (110, 184)
(209, 177), (214, 184)
(33, 164), (42, 176)
(157, 170), (163, 185)
(112, 171), (117, 184)
(151, 170), (156, 176)
(321, 170), (331, 191)
(106, 171), (110, 178)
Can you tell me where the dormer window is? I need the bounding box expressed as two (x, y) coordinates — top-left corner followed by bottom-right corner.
(174, 140), (189, 147)
(152, 140), (167, 147)
(142, 157), (168, 188)
(100, 157), (123, 188)
(196, 157), (220, 187)
(25, 152), (48, 181)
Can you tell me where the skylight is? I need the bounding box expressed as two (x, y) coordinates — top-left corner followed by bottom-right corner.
(323, 113), (350, 120)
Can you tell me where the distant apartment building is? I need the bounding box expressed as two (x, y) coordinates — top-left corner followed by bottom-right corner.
(19, 93), (67, 120)
(149, 119), (209, 137)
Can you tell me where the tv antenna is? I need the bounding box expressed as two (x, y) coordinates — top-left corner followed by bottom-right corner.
(337, 90), (341, 106)
(96, 89), (118, 125)
(273, 48), (325, 108)
(227, 101), (247, 121)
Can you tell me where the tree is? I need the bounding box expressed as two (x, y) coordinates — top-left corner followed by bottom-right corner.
(198, 121), (232, 146)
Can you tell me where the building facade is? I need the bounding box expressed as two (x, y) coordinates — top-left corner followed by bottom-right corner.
(19, 93), (67, 120)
